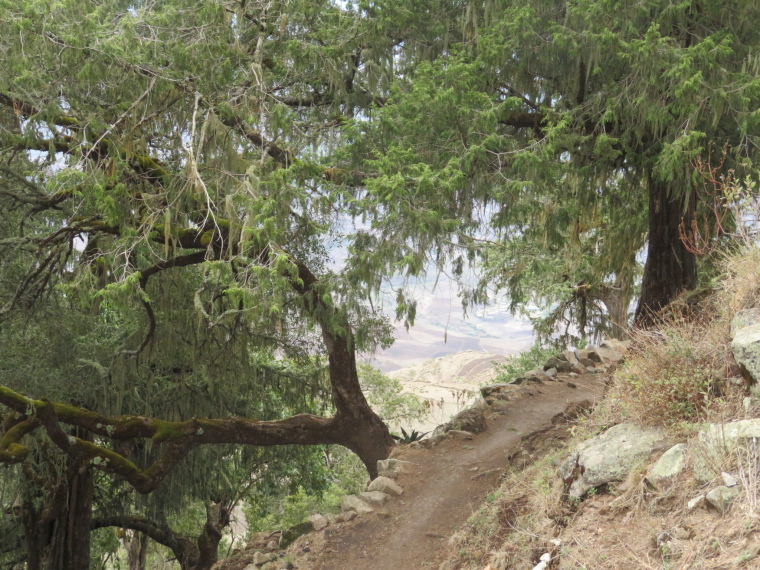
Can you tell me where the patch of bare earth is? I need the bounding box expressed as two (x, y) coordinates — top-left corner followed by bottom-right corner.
(286, 374), (607, 570)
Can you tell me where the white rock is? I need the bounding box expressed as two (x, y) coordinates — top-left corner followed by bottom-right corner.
(532, 552), (552, 570)
(722, 472), (739, 487)
(687, 495), (706, 510)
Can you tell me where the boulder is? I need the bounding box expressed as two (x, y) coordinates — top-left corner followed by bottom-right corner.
(731, 309), (760, 383)
(647, 443), (688, 488)
(585, 349), (603, 363)
(693, 419), (760, 482)
(335, 510), (357, 522)
(545, 367), (557, 378)
(480, 383), (520, 400)
(443, 406), (487, 434)
(560, 350), (579, 364)
(578, 357), (596, 368)
(340, 495), (374, 514)
(571, 362), (587, 375)
(560, 423), (669, 497)
(253, 551), (275, 566)
(556, 360), (573, 373)
(480, 383), (513, 398)
(359, 491), (389, 505)
(731, 308), (760, 336)
(367, 476), (403, 496)
(600, 338), (631, 353)
(308, 513), (328, 531)
(376, 458), (415, 479)
(594, 346), (624, 364)
(544, 357), (561, 370)
(705, 485), (740, 513)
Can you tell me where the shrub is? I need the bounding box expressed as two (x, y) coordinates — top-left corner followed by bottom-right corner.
(494, 341), (556, 383)
(613, 320), (728, 427)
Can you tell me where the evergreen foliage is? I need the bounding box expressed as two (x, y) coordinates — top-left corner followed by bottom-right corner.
(1, 0), (760, 566)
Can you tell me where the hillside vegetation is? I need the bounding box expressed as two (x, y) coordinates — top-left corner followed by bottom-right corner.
(443, 246), (760, 570)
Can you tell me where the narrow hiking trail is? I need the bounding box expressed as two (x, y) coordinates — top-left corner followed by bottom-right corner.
(287, 373), (608, 570)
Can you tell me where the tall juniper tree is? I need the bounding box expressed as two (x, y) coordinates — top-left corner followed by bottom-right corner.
(347, 0), (760, 338)
(0, 0), (416, 566)
(2, 0), (760, 566)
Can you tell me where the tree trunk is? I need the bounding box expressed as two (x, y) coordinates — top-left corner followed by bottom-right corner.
(191, 503), (232, 570)
(633, 174), (697, 327)
(125, 531), (148, 570)
(22, 465), (94, 570)
(323, 330), (395, 479)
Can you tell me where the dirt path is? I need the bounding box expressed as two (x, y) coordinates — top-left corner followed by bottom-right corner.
(289, 373), (607, 570)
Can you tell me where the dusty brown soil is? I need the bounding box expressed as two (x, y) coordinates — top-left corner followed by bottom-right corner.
(286, 373), (608, 570)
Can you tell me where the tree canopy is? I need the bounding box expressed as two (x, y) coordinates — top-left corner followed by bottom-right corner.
(1, 0), (760, 567)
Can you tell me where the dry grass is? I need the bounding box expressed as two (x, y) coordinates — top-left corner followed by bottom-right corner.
(444, 246), (760, 570)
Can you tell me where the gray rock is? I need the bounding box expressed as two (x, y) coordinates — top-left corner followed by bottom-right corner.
(731, 308), (760, 337)
(376, 458), (415, 478)
(571, 362), (587, 375)
(594, 346), (624, 364)
(586, 350), (603, 363)
(359, 491), (389, 505)
(480, 383), (520, 401)
(560, 350), (579, 364)
(340, 495), (374, 514)
(260, 562), (278, 570)
(308, 513), (328, 531)
(732, 316), (760, 383)
(480, 383), (514, 398)
(693, 419), (760, 482)
(556, 360), (573, 373)
(448, 429), (474, 440)
(544, 357), (561, 370)
(442, 406), (487, 434)
(600, 338), (631, 352)
(335, 510), (357, 522)
(367, 476), (403, 496)
(545, 367), (557, 378)
(579, 357), (596, 368)
(705, 485), (740, 513)
(560, 423), (668, 497)
(253, 551), (272, 566)
(266, 540), (279, 550)
(647, 443), (688, 488)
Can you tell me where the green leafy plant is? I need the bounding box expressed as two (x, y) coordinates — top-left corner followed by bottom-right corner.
(494, 342), (557, 383)
(391, 427), (429, 444)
